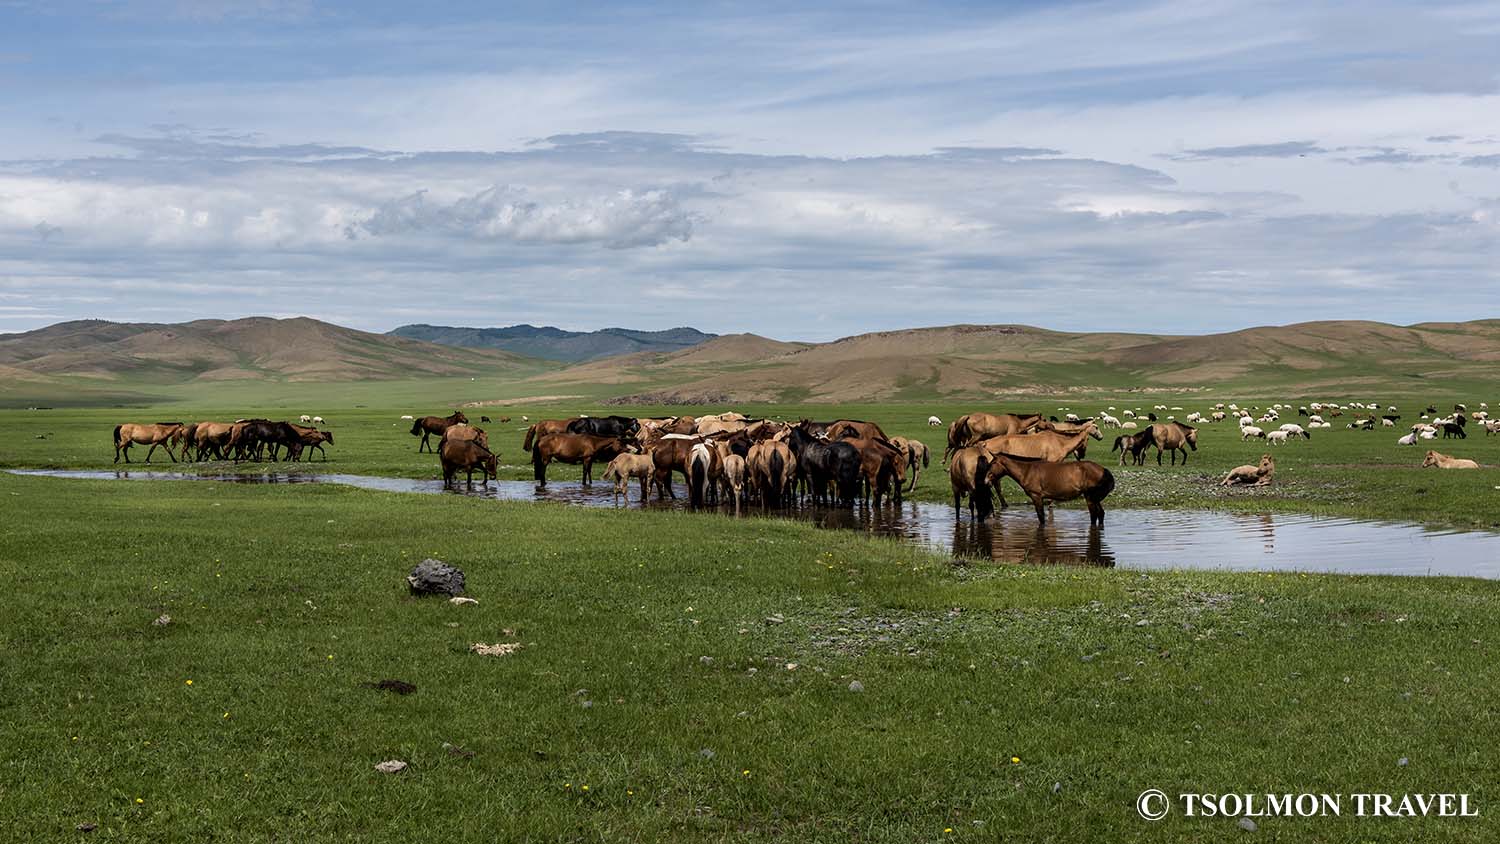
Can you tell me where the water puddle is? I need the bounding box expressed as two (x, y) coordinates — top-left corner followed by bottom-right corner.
(12, 469), (1500, 579)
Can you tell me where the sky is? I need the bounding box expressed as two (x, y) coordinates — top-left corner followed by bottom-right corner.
(1, 0), (1498, 341)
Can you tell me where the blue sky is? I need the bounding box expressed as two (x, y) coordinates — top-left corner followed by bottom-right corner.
(2, 1), (1499, 340)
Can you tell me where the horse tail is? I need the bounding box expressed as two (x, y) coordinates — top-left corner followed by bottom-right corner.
(1097, 467), (1116, 500)
(921, 446), (929, 468)
(690, 453), (707, 507)
(410, 419), (423, 437)
(522, 425), (536, 452)
(1111, 435), (1123, 453)
(531, 440), (546, 481)
(943, 416), (967, 463)
(972, 454), (993, 520)
(112, 424), (123, 447)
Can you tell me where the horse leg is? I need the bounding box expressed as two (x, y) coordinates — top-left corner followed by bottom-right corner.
(165, 440), (178, 462)
(1031, 496), (1047, 525)
(121, 441), (131, 463)
(144, 442), (157, 463)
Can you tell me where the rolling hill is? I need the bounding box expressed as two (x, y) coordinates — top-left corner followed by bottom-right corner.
(0, 317), (540, 384)
(388, 323), (716, 361)
(532, 320), (1500, 403)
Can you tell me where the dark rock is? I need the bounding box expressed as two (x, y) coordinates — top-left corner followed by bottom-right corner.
(407, 559), (465, 596)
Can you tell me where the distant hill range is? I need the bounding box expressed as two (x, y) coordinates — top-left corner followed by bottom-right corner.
(0, 317), (534, 384)
(3, 316), (1498, 402)
(389, 323), (717, 362)
(531, 320), (1500, 403)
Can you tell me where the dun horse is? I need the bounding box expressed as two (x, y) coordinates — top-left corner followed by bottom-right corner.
(1147, 421), (1198, 465)
(113, 422), (184, 463)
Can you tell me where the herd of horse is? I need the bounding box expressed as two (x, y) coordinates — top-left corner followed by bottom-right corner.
(408, 409), (1132, 526)
(112, 420), (334, 464)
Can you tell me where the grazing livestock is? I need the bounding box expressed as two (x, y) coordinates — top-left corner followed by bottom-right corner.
(439, 438), (497, 488)
(186, 421), (235, 461)
(786, 425), (862, 506)
(568, 415), (641, 440)
(947, 447), (993, 520)
(888, 436), (930, 492)
(1485, 420), (1500, 436)
(985, 454), (1115, 526)
(113, 422), (184, 464)
(1266, 430), (1290, 445)
(1396, 433), (1417, 446)
(1111, 431), (1153, 465)
(481, 415), (491, 423)
(531, 433), (629, 487)
(826, 419), (888, 441)
(944, 413), (1043, 461)
(928, 415), (942, 426)
(411, 411), (468, 453)
(400, 415), (414, 420)
(688, 442), (718, 508)
(1222, 453), (1275, 486)
(842, 436), (908, 506)
(1148, 422), (1198, 465)
(1441, 422), (1467, 439)
(299, 415), (312, 423)
(977, 423), (1100, 464)
(522, 418), (580, 452)
(312, 416), (325, 424)
(747, 440), (796, 508)
(602, 452), (656, 501)
(720, 454), (747, 511)
(441, 423), (489, 450)
(1422, 450), (1479, 469)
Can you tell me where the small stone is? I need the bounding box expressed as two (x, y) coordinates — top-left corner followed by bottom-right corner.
(469, 642), (521, 656)
(848, 680), (865, 693)
(152, 614), (172, 627)
(699, 656), (714, 666)
(1135, 619), (1149, 627)
(374, 760), (407, 774)
(1237, 817), (1257, 832)
(1051, 782), (1062, 795)
(448, 596), (478, 606)
(76, 823), (97, 833)
(699, 748), (716, 759)
(1397, 757), (1409, 767)
(765, 614), (786, 625)
(580, 700), (593, 708)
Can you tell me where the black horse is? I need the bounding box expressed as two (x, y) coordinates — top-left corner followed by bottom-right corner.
(567, 415), (640, 440)
(786, 426), (861, 506)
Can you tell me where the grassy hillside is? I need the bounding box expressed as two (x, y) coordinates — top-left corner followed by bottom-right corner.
(529, 320), (1500, 402)
(0, 318), (553, 407)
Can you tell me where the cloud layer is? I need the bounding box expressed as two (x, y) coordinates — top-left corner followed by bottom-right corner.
(1, 1), (1499, 338)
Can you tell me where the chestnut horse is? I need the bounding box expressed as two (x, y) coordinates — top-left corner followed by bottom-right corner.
(531, 433), (629, 487)
(985, 454), (1115, 526)
(440, 438), (498, 488)
(944, 412), (1043, 462)
(522, 417), (580, 452)
(411, 411), (468, 453)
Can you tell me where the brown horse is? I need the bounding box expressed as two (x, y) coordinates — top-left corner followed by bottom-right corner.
(440, 438), (498, 487)
(1148, 421), (1198, 465)
(843, 437), (908, 506)
(602, 452), (656, 501)
(285, 423), (335, 461)
(947, 446), (993, 520)
(1222, 454), (1274, 485)
(521, 417), (580, 452)
(976, 423), (1100, 464)
(187, 422), (235, 461)
(944, 412), (1043, 461)
(532, 433), (629, 486)
(1422, 450), (1479, 469)
(1111, 431), (1152, 466)
(985, 454), (1115, 525)
(441, 423), (489, 450)
(826, 419), (888, 441)
(113, 423), (185, 463)
(411, 411), (468, 453)
(747, 440), (796, 508)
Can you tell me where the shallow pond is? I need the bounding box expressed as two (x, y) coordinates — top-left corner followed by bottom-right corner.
(13, 469), (1500, 579)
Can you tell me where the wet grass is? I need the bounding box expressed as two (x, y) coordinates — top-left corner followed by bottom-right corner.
(1, 471), (1497, 842)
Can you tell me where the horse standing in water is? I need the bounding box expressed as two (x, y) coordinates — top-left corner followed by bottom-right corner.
(984, 454), (1115, 526)
(410, 411), (468, 453)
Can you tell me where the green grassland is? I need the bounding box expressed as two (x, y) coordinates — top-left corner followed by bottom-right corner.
(5, 385), (1499, 529)
(1, 472), (1497, 842)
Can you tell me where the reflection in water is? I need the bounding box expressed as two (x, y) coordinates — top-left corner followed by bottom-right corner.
(10, 470), (1500, 579)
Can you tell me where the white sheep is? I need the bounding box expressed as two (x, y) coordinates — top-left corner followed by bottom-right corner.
(312, 416), (325, 424)
(299, 414), (312, 423)
(1241, 426), (1266, 440)
(1099, 413), (1121, 428)
(1397, 433), (1417, 446)
(928, 415), (942, 426)
(1267, 430), (1289, 445)
(400, 415), (414, 420)
(1308, 414), (1324, 425)
(1239, 416), (1255, 428)
(1121, 420), (1137, 429)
